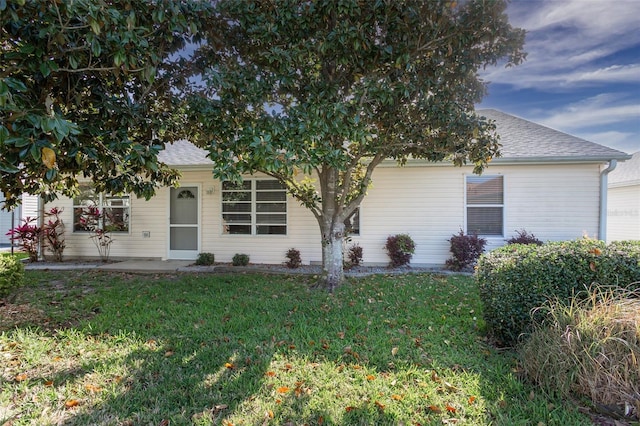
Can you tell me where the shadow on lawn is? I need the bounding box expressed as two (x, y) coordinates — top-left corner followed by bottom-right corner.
(55, 272), (407, 425)
(6, 270), (590, 425)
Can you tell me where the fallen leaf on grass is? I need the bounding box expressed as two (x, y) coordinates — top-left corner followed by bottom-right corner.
(374, 401), (385, 410)
(15, 373), (27, 382)
(366, 374), (376, 381)
(468, 396), (476, 404)
(445, 404), (457, 413)
(85, 384), (101, 393)
(265, 371), (276, 377)
(391, 347), (398, 356)
(345, 406), (356, 412)
(428, 405), (442, 413)
(277, 386), (290, 394)
(65, 399), (80, 409)
(224, 362), (234, 369)
(391, 394), (403, 401)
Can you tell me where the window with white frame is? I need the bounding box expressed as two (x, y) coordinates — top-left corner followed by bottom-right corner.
(466, 175), (503, 236)
(73, 185), (130, 232)
(222, 180), (287, 235)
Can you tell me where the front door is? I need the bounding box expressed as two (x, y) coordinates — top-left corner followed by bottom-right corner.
(169, 186), (199, 259)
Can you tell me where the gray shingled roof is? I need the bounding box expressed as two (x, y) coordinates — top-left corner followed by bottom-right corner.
(158, 139), (213, 166)
(479, 109), (630, 162)
(158, 110), (630, 167)
(609, 151), (640, 186)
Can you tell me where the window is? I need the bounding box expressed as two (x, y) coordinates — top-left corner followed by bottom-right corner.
(344, 207), (360, 236)
(222, 180), (287, 235)
(73, 185), (130, 232)
(466, 175), (503, 236)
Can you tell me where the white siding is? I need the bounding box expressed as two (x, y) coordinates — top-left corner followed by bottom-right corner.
(607, 184), (640, 241)
(0, 199), (20, 245)
(47, 163), (603, 266)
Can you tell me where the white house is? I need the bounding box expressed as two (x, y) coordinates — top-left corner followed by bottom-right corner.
(607, 151), (640, 242)
(40, 109), (631, 266)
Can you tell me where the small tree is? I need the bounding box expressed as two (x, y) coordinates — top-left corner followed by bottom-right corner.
(191, 0), (525, 290)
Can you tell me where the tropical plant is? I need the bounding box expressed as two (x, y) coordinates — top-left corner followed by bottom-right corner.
(43, 207), (65, 261)
(6, 217), (41, 262)
(80, 207), (114, 262)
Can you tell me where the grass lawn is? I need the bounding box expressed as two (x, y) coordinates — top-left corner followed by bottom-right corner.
(0, 271), (591, 425)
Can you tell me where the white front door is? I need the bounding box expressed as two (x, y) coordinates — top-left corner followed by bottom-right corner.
(168, 186), (200, 259)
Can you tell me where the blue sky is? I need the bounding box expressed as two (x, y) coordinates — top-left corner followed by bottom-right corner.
(478, 0), (640, 154)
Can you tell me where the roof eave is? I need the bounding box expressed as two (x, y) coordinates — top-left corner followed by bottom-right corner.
(491, 154), (632, 164)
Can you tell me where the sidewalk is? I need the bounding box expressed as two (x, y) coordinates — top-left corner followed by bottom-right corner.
(25, 259), (194, 274)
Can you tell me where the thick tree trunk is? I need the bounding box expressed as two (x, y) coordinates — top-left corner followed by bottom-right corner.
(319, 219), (345, 292)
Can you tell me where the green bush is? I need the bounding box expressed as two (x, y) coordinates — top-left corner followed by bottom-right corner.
(232, 253), (250, 266)
(0, 255), (25, 299)
(476, 239), (640, 346)
(195, 252), (215, 266)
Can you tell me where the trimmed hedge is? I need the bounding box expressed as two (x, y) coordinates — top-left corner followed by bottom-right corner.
(0, 255), (25, 299)
(476, 239), (640, 346)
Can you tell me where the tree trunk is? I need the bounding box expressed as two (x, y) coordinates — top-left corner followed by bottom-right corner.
(319, 219), (345, 292)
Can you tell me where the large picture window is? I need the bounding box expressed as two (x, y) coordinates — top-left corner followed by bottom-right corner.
(73, 185), (130, 232)
(466, 175), (503, 237)
(222, 180), (287, 235)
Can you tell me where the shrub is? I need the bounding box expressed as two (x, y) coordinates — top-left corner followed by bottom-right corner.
(520, 286), (639, 420)
(506, 229), (543, 246)
(285, 248), (302, 269)
(346, 244), (363, 268)
(0, 255), (25, 299)
(476, 239), (640, 346)
(43, 207), (65, 262)
(385, 234), (415, 267)
(195, 252), (215, 266)
(6, 217), (41, 262)
(232, 253), (250, 266)
(445, 230), (487, 271)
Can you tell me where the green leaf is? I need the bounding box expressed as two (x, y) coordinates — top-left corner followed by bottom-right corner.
(39, 61), (51, 77)
(4, 77), (27, 92)
(89, 18), (101, 35)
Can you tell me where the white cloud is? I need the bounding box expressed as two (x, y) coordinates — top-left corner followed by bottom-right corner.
(578, 131), (638, 154)
(482, 0), (640, 90)
(536, 96), (640, 130)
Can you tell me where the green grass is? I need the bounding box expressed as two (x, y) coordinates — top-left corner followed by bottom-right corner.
(0, 271), (591, 425)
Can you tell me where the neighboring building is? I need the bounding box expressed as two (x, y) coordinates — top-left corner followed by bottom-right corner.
(607, 151), (640, 242)
(41, 109), (631, 266)
(0, 194), (39, 247)
(0, 197), (20, 246)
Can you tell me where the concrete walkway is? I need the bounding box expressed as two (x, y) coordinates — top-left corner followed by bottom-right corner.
(25, 259), (194, 274)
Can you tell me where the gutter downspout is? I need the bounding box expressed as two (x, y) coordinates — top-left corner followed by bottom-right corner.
(599, 160), (617, 241)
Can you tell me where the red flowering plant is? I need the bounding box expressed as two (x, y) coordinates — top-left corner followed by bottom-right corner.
(6, 217), (42, 262)
(79, 206), (114, 262)
(43, 207), (65, 262)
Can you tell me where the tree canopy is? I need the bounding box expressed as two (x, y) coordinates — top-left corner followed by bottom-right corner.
(190, 0), (526, 289)
(0, 0), (212, 208)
